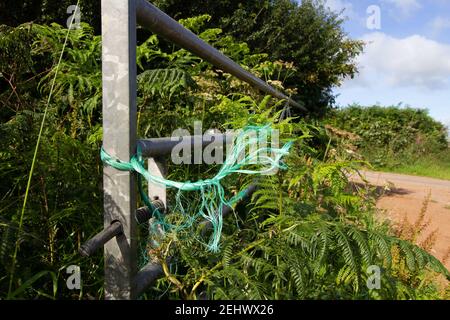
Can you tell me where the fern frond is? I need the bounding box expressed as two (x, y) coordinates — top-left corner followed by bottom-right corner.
(369, 231), (393, 267)
(334, 225), (357, 271)
(138, 68), (197, 99)
(347, 227), (372, 266)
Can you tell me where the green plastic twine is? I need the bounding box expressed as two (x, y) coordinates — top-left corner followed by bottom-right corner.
(101, 125), (292, 252)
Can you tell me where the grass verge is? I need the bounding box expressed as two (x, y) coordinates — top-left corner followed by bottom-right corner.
(380, 150), (450, 181)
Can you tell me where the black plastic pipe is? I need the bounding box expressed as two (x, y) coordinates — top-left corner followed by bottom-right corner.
(133, 262), (164, 296)
(79, 221), (123, 257)
(136, 199), (166, 224)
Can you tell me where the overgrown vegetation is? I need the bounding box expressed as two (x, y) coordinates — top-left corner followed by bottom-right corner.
(1, 0), (363, 115)
(0, 6), (449, 300)
(153, 0), (364, 115)
(326, 105), (450, 180)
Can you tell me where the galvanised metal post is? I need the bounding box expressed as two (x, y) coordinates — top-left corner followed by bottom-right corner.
(101, 0), (138, 299)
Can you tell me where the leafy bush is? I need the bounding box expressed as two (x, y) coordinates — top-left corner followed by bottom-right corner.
(326, 105), (449, 168)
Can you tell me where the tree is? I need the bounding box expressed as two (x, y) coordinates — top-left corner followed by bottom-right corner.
(153, 0), (363, 115)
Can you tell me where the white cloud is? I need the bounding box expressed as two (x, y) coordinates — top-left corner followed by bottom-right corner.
(345, 32), (450, 90)
(429, 16), (450, 37)
(382, 0), (421, 18)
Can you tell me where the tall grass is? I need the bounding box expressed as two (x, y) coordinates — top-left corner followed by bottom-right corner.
(373, 149), (450, 181)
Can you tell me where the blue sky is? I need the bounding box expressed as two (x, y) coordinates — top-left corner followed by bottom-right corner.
(300, 0), (450, 128)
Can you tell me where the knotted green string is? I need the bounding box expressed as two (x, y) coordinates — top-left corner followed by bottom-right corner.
(101, 125), (292, 252)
